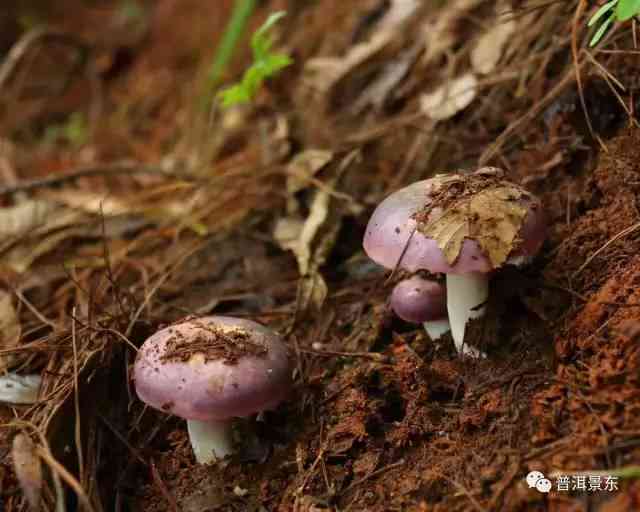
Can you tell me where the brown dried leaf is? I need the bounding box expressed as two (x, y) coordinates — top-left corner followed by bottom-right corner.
(42, 189), (132, 216)
(12, 433), (42, 510)
(421, 184), (528, 267)
(0, 291), (20, 371)
(420, 73), (478, 121)
(471, 18), (516, 75)
(297, 271), (328, 313)
(286, 149), (333, 196)
(0, 200), (56, 237)
(304, 0), (419, 94)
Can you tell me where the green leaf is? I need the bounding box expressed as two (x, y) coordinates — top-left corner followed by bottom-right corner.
(588, 0), (617, 26)
(219, 83), (251, 107)
(217, 11), (292, 109)
(251, 11), (287, 55)
(263, 53), (292, 73)
(616, 0), (640, 20)
(590, 15), (615, 46)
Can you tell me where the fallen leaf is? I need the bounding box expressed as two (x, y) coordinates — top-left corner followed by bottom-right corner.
(273, 216), (303, 250)
(352, 43), (421, 114)
(275, 187), (332, 276)
(0, 373), (41, 404)
(0, 291), (21, 371)
(0, 200), (56, 237)
(12, 433), (42, 510)
(420, 73), (478, 121)
(286, 149), (333, 212)
(422, 0), (484, 65)
(3, 226), (89, 274)
(43, 189), (132, 216)
(304, 0), (419, 94)
(471, 19), (516, 74)
(419, 178), (529, 267)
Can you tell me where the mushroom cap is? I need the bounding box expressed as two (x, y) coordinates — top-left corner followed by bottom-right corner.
(390, 276), (447, 323)
(134, 316), (291, 421)
(363, 172), (545, 274)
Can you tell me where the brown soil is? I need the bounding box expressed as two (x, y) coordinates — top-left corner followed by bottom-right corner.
(161, 322), (267, 365)
(2, 1), (640, 512)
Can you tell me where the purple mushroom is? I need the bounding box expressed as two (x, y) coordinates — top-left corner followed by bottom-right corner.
(363, 167), (545, 357)
(134, 316), (291, 463)
(390, 276), (451, 341)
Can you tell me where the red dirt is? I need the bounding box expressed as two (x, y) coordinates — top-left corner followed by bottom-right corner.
(3, 1), (640, 512)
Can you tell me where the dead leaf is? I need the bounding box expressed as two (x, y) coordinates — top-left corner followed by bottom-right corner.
(422, 0), (484, 65)
(352, 43), (421, 114)
(304, 0), (419, 94)
(420, 73), (478, 121)
(0, 200), (56, 237)
(419, 178), (529, 267)
(43, 189), (132, 216)
(287, 149), (333, 195)
(3, 226), (89, 274)
(0, 373), (41, 404)
(275, 187), (331, 276)
(304, 31), (391, 94)
(471, 19), (516, 75)
(12, 433), (42, 510)
(0, 291), (21, 371)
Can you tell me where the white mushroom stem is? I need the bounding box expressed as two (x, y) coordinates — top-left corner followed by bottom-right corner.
(187, 419), (233, 464)
(446, 272), (488, 358)
(422, 319), (451, 340)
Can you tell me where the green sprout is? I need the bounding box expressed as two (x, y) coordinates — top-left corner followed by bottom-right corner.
(588, 0), (640, 47)
(44, 112), (88, 147)
(218, 11), (292, 108)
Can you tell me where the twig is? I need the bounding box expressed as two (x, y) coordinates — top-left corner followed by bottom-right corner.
(298, 420), (326, 494)
(150, 462), (179, 512)
(0, 28), (87, 91)
(35, 445), (95, 512)
(125, 239), (206, 337)
(71, 308), (85, 487)
(97, 414), (146, 466)
(341, 459), (405, 495)
(10, 286), (57, 329)
(430, 470), (487, 512)
(299, 348), (390, 362)
(479, 65), (580, 165)
(573, 221), (640, 278)
(572, 1), (595, 141)
(0, 162), (186, 197)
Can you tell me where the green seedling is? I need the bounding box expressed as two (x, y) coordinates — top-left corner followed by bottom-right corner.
(218, 11), (292, 108)
(44, 112), (88, 147)
(588, 0), (640, 46)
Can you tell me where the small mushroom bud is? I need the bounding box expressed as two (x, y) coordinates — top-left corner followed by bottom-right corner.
(390, 276), (450, 340)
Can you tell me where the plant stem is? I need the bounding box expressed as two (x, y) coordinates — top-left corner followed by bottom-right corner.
(203, 0), (257, 106)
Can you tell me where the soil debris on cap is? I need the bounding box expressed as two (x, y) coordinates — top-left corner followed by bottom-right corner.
(412, 170), (530, 267)
(160, 320), (269, 365)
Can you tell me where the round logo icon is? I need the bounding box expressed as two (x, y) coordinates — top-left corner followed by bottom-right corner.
(535, 478), (552, 493)
(526, 471), (544, 488)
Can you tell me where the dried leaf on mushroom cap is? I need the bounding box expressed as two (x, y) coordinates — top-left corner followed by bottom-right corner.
(413, 171), (533, 268)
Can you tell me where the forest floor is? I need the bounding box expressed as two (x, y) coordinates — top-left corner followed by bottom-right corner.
(2, 1), (640, 511)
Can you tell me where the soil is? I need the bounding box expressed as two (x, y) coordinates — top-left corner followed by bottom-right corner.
(161, 322), (267, 365)
(2, 1), (640, 512)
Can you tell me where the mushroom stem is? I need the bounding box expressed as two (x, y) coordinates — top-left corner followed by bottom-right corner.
(187, 419), (233, 463)
(446, 272), (488, 358)
(422, 319), (451, 340)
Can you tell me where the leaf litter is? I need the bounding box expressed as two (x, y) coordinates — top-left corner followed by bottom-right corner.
(1, 1), (640, 511)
